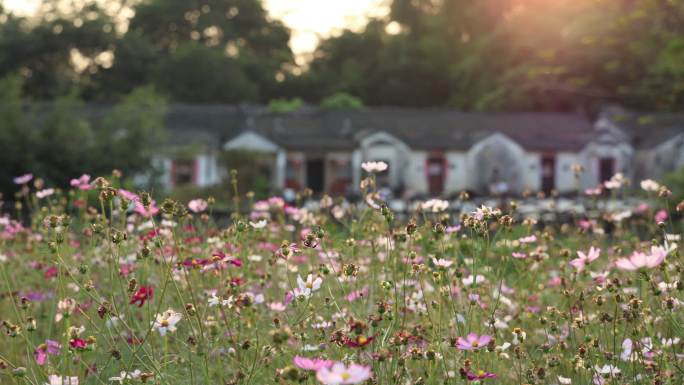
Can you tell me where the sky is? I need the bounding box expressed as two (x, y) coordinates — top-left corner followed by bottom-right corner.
(2, 0), (389, 57)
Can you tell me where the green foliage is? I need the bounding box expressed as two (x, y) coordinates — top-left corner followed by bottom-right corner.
(97, 85), (168, 178)
(664, 166), (684, 203)
(0, 0), (683, 110)
(220, 150), (273, 198)
(0, 75), (167, 197)
(0, 75), (36, 194)
(268, 98), (304, 113)
(37, 90), (95, 186)
(320, 92), (364, 110)
(153, 43), (258, 103)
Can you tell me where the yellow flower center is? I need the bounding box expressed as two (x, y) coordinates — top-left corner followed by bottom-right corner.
(161, 320), (169, 327)
(472, 341), (479, 347)
(358, 336), (367, 344)
(477, 370), (485, 377)
(341, 372), (350, 380)
(306, 282), (313, 289)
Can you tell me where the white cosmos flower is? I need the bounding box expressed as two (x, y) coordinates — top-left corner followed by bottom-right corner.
(293, 274), (323, 298)
(45, 375), (79, 385)
(361, 161), (388, 173)
(109, 370), (141, 383)
(594, 364), (620, 376)
(249, 220), (267, 229)
(558, 375), (572, 384)
(462, 274), (485, 286)
(640, 179), (660, 192)
(152, 308), (182, 336)
(421, 199), (449, 213)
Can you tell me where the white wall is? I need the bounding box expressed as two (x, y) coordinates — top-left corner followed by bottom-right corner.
(579, 142), (633, 188)
(444, 152), (469, 194)
(196, 153), (220, 187)
(556, 152), (582, 192)
(404, 151), (428, 195)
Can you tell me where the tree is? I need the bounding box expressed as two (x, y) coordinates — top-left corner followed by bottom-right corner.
(124, 0), (294, 103)
(96, 86), (168, 179)
(0, 75), (37, 196)
(36, 91), (95, 186)
(153, 43), (258, 102)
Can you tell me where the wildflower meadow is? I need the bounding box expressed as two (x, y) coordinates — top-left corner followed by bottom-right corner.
(1, 165), (684, 385)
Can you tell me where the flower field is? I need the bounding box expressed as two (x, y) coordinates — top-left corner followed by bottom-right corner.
(1, 169), (683, 385)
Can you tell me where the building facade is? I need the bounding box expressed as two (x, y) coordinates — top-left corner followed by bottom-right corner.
(157, 105), (684, 197)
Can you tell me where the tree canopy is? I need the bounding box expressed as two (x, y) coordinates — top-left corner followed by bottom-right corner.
(0, 0), (682, 111)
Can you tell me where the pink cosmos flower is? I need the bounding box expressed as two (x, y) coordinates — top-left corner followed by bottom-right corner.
(346, 287), (368, 302)
(512, 252), (527, 259)
(569, 247), (600, 272)
(518, 235), (537, 244)
(316, 362), (371, 385)
(70, 174), (92, 190)
(432, 257), (454, 268)
(292, 356), (334, 371)
(188, 199), (208, 213)
(456, 333), (492, 350)
(34, 339), (61, 365)
(13, 173), (33, 184)
(654, 209), (668, 224)
(614, 246), (668, 271)
(119, 189), (159, 217)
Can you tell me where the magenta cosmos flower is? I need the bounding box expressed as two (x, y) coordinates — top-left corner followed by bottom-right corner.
(316, 362), (371, 385)
(615, 246), (668, 271)
(293, 356), (334, 371)
(456, 333), (492, 350)
(34, 339), (61, 365)
(466, 369), (497, 381)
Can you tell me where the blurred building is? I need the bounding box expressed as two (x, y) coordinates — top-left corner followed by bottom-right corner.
(157, 105), (684, 197)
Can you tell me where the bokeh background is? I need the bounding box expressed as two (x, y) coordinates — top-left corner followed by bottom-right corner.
(1, 0), (684, 203)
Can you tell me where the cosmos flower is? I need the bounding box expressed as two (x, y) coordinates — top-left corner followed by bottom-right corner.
(614, 246), (668, 271)
(569, 247), (600, 272)
(34, 340), (61, 365)
(36, 188), (55, 199)
(361, 161), (388, 173)
(151, 309), (182, 336)
(188, 199), (208, 213)
(462, 274), (485, 286)
(249, 219), (268, 229)
(343, 334), (375, 348)
(129, 286), (154, 307)
(316, 362), (371, 385)
(292, 356), (334, 371)
(109, 370), (142, 384)
(14, 173), (33, 185)
(293, 274), (323, 298)
(70, 174), (92, 190)
(44, 375), (79, 385)
(654, 209), (668, 223)
(456, 333), (492, 350)
(640, 179), (660, 192)
(421, 199), (449, 213)
(465, 369), (497, 381)
(431, 257), (453, 268)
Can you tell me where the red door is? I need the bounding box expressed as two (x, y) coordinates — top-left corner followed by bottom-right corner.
(427, 154), (446, 196)
(541, 154), (555, 193)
